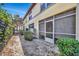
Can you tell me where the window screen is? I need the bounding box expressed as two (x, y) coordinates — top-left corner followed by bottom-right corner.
(39, 20), (44, 32)
(54, 9), (76, 39)
(39, 32), (45, 40)
(55, 15), (76, 34)
(55, 10), (75, 18)
(46, 21), (53, 32)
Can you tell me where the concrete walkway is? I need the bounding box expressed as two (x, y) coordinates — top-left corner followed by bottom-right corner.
(20, 36), (59, 56)
(1, 35), (24, 56)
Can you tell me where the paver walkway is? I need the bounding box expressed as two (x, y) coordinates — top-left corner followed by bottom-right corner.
(1, 35), (24, 56)
(20, 36), (59, 56)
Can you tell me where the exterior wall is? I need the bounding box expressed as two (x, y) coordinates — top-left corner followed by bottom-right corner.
(26, 15), (30, 26)
(23, 17), (27, 30)
(31, 3), (41, 18)
(34, 3), (76, 38)
(24, 15), (29, 29)
(24, 3), (76, 39)
(34, 3), (76, 22)
(24, 4), (40, 30)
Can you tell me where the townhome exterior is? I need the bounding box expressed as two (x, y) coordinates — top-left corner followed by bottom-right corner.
(23, 3), (79, 44)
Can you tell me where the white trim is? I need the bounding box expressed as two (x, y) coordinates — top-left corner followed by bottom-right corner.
(39, 31), (45, 32)
(45, 19), (53, 34)
(39, 31), (54, 34)
(76, 5), (78, 40)
(46, 20), (53, 22)
(55, 13), (76, 20)
(38, 10), (76, 44)
(39, 21), (44, 24)
(53, 16), (55, 44)
(46, 32), (53, 34)
(45, 18), (54, 44)
(44, 20), (46, 38)
(55, 32), (76, 36)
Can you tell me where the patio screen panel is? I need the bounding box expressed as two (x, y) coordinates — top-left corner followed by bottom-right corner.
(54, 9), (76, 38)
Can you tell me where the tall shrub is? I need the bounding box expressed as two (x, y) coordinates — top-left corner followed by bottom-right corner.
(56, 37), (79, 56)
(0, 8), (14, 41)
(24, 31), (33, 41)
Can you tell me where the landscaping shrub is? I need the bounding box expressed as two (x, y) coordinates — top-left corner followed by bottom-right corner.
(26, 28), (29, 31)
(56, 37), (79, 56)
(4, 27), (13, 40)
(0, 8), (14, 43)
(19, 30), (24, 35)
(24, 31), (33, 41)
(0, 7), (14, 51)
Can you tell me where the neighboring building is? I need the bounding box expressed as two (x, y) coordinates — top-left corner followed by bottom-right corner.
(14, 18), (24, 31)
(23, 3), (79, 44)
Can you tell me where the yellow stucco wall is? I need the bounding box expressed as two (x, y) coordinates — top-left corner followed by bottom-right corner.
(24, 3), (77, 38)
(34, 3), (76, 22)
(24, 3), (41, 28)
(31, 3), (41, 17)
(23, 15), (29, 28)
(34, 3), (76, 37)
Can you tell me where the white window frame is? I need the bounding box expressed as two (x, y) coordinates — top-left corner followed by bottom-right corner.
(55, 13), (76, 21)
(55, 33), (76, 36)
(54, 12), (76, 37)
(39, 10), (76, 43)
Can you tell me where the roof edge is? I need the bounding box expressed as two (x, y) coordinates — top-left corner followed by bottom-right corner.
(23, 3), (36, 21)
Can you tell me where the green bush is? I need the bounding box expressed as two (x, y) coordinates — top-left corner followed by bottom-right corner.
(24, 31), (33, 41)
(19, 30), (24, 35)
(4, 26), (13, 40)
(56, 37), (79, 56)
(0, 8), (14, 42)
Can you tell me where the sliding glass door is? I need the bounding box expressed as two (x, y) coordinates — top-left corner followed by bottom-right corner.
(39, 9), (76, 44)
(39, 18), (54, 44)
(45, 20), (54, 44)
(39, 20), (45, 40)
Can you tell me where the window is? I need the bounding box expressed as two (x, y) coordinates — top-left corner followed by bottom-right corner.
(40, 3), (46, 11)
(39, 9), (76, 43)
(46, 21), (53, 32)
(39, 20), (45, 39)
(29, 15), (32, 20)
(29, 23), (34, 28)
(40, 3), (55, 12)
(39, 32), (45, 40)
(47, 3), (55, 8)
(39, 21), (44, 32)
(46, 33), (53, 39)
(55, 15), (75, 34)
(29, 11), (32, 20)
(54, 10), (76, 38)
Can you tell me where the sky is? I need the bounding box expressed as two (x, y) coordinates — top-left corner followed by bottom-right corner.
(1, 3), (32, 18)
